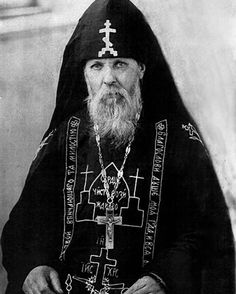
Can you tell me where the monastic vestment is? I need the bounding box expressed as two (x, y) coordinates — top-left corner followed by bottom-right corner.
(2, 111), (234, 294)
(2, 0), (235, 293)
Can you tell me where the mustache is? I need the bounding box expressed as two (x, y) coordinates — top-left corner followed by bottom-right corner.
(95, 85), (130, 105)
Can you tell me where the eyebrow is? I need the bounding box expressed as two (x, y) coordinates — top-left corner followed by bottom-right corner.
(91, 60), (103, 63)
(114, 59), (128, 64)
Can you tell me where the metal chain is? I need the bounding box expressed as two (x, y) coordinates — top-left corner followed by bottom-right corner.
(94, 124), (134, 209)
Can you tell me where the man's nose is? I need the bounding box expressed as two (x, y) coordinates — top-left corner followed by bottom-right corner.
(103, 66), (116, 85)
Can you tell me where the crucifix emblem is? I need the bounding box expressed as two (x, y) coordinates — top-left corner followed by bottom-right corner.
(98, 20), (118, 57)
(96, 208), (122, 249)
(90, 249), (116, 288)
(70, 249), (125, 294)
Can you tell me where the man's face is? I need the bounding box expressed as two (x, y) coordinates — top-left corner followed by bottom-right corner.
(84, 58), (145, 97)
(84, 57), (145, 147)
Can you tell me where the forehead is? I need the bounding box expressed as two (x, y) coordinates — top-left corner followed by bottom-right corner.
(85, 57), (138, 67)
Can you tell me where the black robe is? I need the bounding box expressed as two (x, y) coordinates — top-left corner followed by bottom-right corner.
(1, 111), (235, 294)
(1, 0), (235, 293)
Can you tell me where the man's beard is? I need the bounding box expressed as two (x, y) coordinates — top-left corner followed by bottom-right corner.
(86, 80), (142, 148)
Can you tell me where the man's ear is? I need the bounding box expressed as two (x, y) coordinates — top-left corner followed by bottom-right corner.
(138, 63), (146, 79)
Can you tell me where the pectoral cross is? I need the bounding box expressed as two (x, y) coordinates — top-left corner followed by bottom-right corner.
(96, 209), (122, 249)
(98, 20), (118, 57)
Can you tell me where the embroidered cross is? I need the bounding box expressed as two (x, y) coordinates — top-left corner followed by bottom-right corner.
(81, 165), (94, 191)
(98, 20), (118, 57)
(129, 168), (144, 197)
(72, 262), (125, 294)
(90, 249), (117, 291)
(96, 209), (122, 249)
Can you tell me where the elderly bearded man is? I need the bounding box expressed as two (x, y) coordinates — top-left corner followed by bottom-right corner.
(1, 0), (235, 294)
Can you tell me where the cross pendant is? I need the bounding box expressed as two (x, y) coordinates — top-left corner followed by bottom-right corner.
(96, 208), (122, 249)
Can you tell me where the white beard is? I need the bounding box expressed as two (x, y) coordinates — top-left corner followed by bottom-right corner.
(86, 79), (142, 148)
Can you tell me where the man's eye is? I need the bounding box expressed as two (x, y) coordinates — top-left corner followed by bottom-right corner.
(115, 62), (127, 69)
(91, 63), (103, 70)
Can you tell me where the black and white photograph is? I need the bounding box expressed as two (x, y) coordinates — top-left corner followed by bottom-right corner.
(0, 1), (236, 293)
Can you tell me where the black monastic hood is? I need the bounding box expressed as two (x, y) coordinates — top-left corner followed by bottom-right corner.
(45, 0), (192, 138)
(3, 3), (235, 294)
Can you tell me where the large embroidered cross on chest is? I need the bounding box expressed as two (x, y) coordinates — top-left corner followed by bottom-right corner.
(76, 163), (145, 249)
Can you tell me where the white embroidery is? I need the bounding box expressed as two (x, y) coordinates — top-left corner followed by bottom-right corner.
(143, 120), (168, 266)
(76, 162), (144, 229)
(33, 129), (55, 160)
(71, 249), (125, 294)
(65, 274), (73, 294)
(81, 165), (94, 191)
(76, 162), (129, 222)
(129, 168), (144, 197)
(120, 168), (145, 228)
(60, 117), (80, 261)
(98, 20), (118, 57)
(182, 123), (203, 144)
